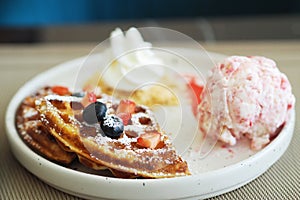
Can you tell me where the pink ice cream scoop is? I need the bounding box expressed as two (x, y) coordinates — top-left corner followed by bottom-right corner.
(198, 56), (295, 150)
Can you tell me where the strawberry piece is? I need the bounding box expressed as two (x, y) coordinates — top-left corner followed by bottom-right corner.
(186, 76), (204, 105)
(190, 80), (204, 115)
(81, 92), (97, 107)
(88, 92), (97, 102)
(116, 99), (136, 114)
(51, 86), (70, 96)
(137, 131), (161, 149)
(117, 112), (131, 126)
(83, 84), (102, 98)
(183, 75), (204, 116)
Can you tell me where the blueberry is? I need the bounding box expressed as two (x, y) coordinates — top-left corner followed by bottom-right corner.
(100, 115), (124, 139)
(83, 102), (107, 124)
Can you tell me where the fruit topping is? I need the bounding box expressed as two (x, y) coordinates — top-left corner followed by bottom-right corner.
(81, 92), (97, 107)
(83, 102), (107, 124)
(116, 99), (136, 114)
(137, 131), (161, 149)
(83, 85), (102, 97)
(184, 75), (204, 115)
(101, 115), (124, 139)
(51, 86), (71, 96)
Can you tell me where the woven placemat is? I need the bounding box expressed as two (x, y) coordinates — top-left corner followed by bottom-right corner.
(1, 41), (299, 199)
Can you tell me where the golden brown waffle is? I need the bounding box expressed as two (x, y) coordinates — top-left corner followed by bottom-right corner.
(15, 87), (76, 165)
(36, 94), (190, 178)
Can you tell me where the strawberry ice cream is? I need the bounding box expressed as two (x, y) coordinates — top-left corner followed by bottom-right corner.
(198, 56), (295, 150)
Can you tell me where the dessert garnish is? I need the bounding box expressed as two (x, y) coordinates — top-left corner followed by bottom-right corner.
(23, 87), (191, 178)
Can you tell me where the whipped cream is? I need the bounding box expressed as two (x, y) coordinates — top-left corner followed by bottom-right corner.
(102, 27), (165, 91)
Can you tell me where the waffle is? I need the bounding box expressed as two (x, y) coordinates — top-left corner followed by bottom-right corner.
(36, 94), (190, 178)
(15, 87), (76, 165)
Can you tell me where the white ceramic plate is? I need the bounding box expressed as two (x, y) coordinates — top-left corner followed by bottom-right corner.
(5, 48), (295, 200)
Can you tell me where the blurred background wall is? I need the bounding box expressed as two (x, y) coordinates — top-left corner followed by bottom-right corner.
(1, 0), (300, 42)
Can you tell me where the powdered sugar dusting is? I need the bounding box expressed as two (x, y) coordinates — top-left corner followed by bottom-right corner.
(23, 108), (38, 118)
(34, 91), (189, 177)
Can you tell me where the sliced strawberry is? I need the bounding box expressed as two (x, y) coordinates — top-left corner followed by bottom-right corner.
(188, 76), (204, 104)
(116, 99), (136, 114)
(137, 131), (161, 149)
(81, 92), (97, 107)
(83, 84), (102, 98)
(51, 86), (70, 96)
(190, 81), (204, 115)
(117, 112), (132, 126)
(183, 75), (204, 116)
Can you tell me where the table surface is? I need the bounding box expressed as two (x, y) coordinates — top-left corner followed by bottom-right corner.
(0, 41), (299, 200)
